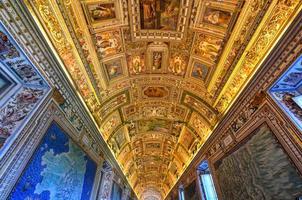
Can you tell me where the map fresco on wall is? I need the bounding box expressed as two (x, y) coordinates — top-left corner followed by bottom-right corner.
(269, 55), (302, 130)
(8, 122), (97, 200)
(214, 124), (302, 200)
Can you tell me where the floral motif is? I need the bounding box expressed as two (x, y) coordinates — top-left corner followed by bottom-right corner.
(0, 87), (45, 148)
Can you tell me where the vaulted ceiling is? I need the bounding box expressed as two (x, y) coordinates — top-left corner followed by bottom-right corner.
(24, 0), (301, 199)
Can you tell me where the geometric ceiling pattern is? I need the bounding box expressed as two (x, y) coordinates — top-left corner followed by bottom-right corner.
(24, 0), (301, 199)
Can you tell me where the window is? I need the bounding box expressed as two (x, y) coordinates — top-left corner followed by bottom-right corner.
(198, 160), (218, 200)
(111, 181), (122, 200)
(179, 186), (185, 200)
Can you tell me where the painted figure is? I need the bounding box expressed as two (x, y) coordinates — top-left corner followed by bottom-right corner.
(169, 55), (186, 75)
(143, 87), (167, 98)
(193, 34), (222, 61)
(0, 31), (19, 59)
(105, 59), (123, 80)
(192, 62), (208, 81)
(95, 31), (122, 57)
(203, 8), (232, 28)
(141, 0), (157, 29)
(140, 0), (180, 30)
(152, 52), (162, 70)
(132, 55), (144, 74)
(88, 3), (116, 21)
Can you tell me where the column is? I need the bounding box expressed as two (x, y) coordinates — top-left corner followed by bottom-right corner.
(121, 186), (130, 200)
(97, 161), (114, 200)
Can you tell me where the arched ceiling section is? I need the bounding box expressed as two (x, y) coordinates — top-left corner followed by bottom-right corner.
(24, 0), (301, 198)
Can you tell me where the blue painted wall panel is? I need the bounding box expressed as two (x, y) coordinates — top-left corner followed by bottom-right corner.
(8, 122), (97, 200)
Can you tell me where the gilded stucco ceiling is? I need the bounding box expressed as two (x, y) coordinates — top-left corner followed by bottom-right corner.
(24, 0), (301, 199)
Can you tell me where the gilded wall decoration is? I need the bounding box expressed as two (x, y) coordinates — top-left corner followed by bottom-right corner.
(168, 52), (189, 76)
(192, 0), (241, 34)
(95, 29), (123, 58)
(103, 55), (128, 84)
(146, 42), (169, 74)
(84, 1), (117, 23)
(142, 86), (169, 99)
(128, 0), (192, 41)
(207, 0), (271, 97)
(178, 127), (198, 153)
(188, 112), (211, 141)
(192, 33), (223, 64)
(82, 0), (128, 31)
(26, 0), (98, 105)
(100, 111), (122, 140)
(186, 57), (211, 84)
(23, 0), (302, 197)
(140, 0), (180, 30)
(182, 93), (218, 125)
(127, 53), (146, 75)
(98, 92), (129, 120)
(214, 0), (301, 113)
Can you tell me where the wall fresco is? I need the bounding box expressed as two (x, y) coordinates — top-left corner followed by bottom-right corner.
(191, 61), (209, 82)
(215, 124), (302, 200)
(104, 58), (124, 80)
(139, 0), (180, 30)
(0, 87), (46, 149)
(202, 7), (232, 29)
(0, 24), (47, 86)
(138, 119), (171, 133)
(0, 23), (49, 152)
(8, 122), (97, 200)
(95, 30), (123, 58)
(86, 2), (116, 22)
(269, 55), (302, 130)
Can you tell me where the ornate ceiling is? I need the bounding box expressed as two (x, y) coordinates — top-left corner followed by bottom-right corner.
(24, 0), (301, 199)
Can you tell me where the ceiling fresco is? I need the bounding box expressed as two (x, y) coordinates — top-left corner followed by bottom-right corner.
(24, 0), (302, 199)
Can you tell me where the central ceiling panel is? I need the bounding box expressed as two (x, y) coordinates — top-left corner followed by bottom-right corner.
(24, 0), (301, 198)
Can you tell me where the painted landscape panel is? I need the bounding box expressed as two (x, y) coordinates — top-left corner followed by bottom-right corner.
(215, 124), (302, 200)
(9, 122), (97, 200)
